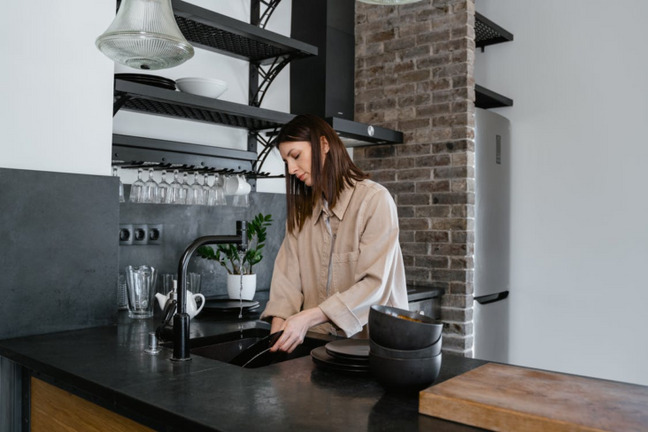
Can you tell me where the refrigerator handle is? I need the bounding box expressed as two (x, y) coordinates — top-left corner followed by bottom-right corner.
(474, 291), (509, 305)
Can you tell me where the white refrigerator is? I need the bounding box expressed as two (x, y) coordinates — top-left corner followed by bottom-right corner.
(473, 108), (511, 363)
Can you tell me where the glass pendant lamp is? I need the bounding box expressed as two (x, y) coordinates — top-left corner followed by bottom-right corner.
(96, 0), (194, 70)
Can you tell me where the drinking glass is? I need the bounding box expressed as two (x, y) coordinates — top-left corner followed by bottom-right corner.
(187, 272), (202, 294)
(190, 173), (205, 205)
(180, 172), (191, 205)
(232, 193), (249, 207)
(154, 273), (177, 312)
(129, 168), (145, 203)
(125, 265), (157, 319)
(157, 170), (170, 204)
(206, 174), (216, 206)
(117, 272), (128, 310)
(159, 273), (177, 296)
(207, 174), (226, 206)
(165, 170), (183, 204)
(201, 174), (211, 204)
(142, 168), (159, 203)
(113, 167), (125, 203)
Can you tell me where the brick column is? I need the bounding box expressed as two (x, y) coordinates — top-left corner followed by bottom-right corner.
(355, 0), (476, 356)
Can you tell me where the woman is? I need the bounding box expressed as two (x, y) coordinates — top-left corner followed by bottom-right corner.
(261, 114), (408, 353)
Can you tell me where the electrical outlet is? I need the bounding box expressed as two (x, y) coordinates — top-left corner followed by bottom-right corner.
(119, 224), (133, 245)
(133, 224), (148, 245)
(148, 224), (163, 245)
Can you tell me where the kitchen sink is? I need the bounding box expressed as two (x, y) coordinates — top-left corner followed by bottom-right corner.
(169, 328), (330, 368)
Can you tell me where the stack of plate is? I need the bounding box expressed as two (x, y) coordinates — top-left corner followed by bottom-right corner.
(115, 73), (176, 90)
(201, 299), (260, 315)
(311, 339), (370, 374)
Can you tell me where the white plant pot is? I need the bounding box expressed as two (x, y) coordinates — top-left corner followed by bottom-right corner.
(227, 274), (256, 300)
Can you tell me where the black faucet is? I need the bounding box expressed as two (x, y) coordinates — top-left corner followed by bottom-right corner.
(167, 220), (248, 362)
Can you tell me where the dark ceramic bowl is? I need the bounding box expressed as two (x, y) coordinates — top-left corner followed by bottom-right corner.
(369, 336), (442, 359)
(369, 352), (442, 391)
(369, 305), (443, 350)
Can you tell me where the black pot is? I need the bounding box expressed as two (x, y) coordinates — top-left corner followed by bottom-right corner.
(369, 352), (442, 391)
(369, 305), (443, 350)
(369, 336), (442, 359)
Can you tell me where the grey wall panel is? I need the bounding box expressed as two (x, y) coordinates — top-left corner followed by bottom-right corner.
(0, 168), (119, 340)
(118, 192), (287, 299)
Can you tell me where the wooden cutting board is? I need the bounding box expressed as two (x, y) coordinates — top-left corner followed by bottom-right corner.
(419, 363), (648, 432)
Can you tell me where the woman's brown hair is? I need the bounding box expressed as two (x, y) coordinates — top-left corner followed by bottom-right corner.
(276, 114), (369, 234)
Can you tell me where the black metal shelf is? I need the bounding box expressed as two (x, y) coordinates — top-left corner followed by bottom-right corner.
(475, 84), (513, 109)
(475, 12), (514, 51)
(114, 79), (295, 131)
(172, 0), (317, 65)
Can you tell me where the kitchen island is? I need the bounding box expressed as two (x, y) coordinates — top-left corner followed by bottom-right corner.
(0, 306), (488, 432)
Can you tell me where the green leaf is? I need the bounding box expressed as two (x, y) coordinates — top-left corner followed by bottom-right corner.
(199, 213), (273, 275)
(197, 246), (218, 260)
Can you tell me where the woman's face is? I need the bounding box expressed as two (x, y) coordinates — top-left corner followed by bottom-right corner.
(279, 139), (328, 187)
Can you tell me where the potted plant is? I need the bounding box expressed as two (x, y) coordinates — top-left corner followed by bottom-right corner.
(197, 213), (273, 300)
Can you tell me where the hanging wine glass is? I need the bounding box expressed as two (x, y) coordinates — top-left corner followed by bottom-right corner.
(190, 172), (205, 205)
(180, 172), (191, 205)
(142, 168), (159, 203)
(129, 168), (145, 203)
(165, 170), (183, 204)
(211, 174), (226, 206)
(157, 170), (170, 204)
(201, 173), (211, 204)
(113, 166), (125, 203)
(206, 174), (216, 206)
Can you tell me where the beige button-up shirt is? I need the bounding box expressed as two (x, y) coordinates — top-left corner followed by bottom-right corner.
(261, 179), (408, 337)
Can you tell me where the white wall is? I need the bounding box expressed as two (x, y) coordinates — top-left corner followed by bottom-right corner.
(475, 0), (648, 385)
(0, 0), (115, 176)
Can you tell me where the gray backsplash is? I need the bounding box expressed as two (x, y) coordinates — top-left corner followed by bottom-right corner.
(0, 168), (119, 340)
(118, 192), (287, 298)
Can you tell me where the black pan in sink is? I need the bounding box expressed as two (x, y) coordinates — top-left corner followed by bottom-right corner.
(230, 330), (284, 368)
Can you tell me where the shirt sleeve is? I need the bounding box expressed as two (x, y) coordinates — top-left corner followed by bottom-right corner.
(318, 188), (405, 336)
(260, 225), (304, 323)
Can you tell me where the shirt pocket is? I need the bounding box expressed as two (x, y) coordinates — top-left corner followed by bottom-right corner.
(331, 249), (360, 294)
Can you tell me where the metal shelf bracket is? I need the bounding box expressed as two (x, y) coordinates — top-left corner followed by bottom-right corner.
(258, 0), (282, 29)
(251, 55), (295, 108)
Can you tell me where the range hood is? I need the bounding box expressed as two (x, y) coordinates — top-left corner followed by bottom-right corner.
(290, 0), (403, 146)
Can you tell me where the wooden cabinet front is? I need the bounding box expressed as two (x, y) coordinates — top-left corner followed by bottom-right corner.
(31, 377), (153, 432)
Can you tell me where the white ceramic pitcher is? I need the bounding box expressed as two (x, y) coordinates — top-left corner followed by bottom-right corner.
(155, 281), (205, 319)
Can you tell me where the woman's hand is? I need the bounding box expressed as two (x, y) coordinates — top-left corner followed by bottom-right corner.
(270, 308), (327, 353)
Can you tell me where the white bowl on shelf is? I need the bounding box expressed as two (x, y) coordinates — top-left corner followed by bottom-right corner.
(176, 77), (228, 99)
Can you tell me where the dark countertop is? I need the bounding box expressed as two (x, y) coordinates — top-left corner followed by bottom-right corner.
(0, 295), (487, 432)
